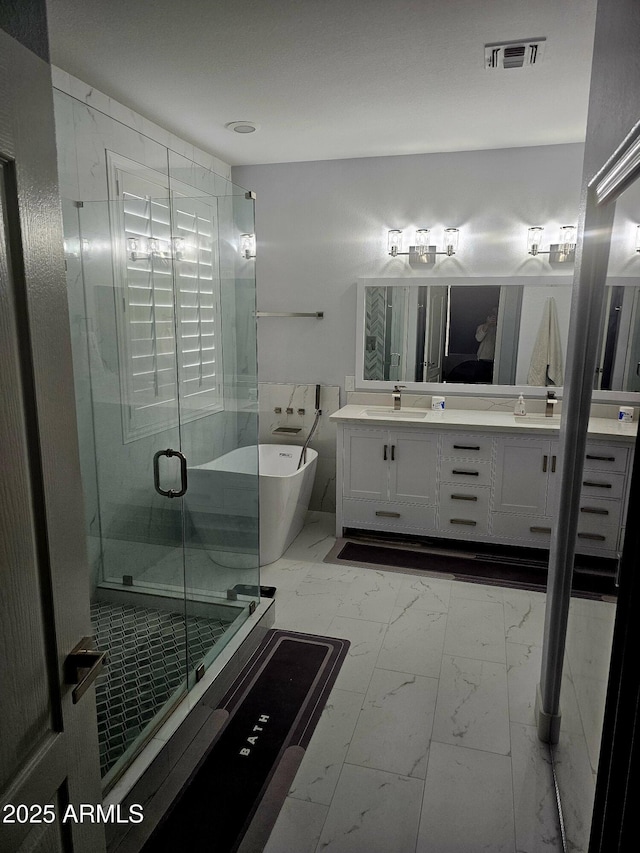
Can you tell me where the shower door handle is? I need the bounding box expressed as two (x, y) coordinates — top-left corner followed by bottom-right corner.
(65, 638), (107, 704)
(153, 448), (188, 498)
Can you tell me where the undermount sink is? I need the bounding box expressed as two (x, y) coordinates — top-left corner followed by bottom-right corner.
(361, 407), (431, 420)
(513, 414), (561, 424)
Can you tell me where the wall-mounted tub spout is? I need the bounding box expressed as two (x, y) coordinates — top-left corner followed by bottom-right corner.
(298, 384), (322, 469)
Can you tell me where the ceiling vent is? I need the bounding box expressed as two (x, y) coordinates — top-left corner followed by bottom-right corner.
(485, 38), (546, 70)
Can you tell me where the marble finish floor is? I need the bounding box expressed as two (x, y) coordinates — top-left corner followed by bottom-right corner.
(259, 512), (598, 853)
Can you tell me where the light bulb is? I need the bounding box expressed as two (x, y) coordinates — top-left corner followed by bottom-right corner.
(387, 230), (402, 257)
(415, 229), (430, 255)
(444, 228), (459, 256)
(240, 233), (256, 259)
(528, 227), (543, 256)
(559, 225), (576, 251)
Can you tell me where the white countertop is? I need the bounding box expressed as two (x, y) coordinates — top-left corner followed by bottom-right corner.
(330, 405), (638, 441)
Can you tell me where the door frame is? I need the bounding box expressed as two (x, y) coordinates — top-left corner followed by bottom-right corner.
(583, 118), (640, 851)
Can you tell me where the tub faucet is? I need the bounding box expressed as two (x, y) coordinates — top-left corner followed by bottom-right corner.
(545, 390), (557, 417)
(392, 385), (406, 411)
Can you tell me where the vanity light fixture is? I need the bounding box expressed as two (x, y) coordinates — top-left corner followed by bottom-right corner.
(527, 225), (577, 263)
(387, 227), (460, 266)
(240, 233), (256, 259)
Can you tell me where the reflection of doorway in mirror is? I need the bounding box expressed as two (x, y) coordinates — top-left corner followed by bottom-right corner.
(444, 286), (501, 383)
(623, 287), (640, 392)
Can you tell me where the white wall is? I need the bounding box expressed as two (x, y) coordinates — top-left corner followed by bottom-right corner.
(233, 143), (586, 394)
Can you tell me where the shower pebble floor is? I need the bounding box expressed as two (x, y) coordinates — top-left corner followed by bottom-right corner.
(258, 511), (606, 853)
(91, 601), (231, 777)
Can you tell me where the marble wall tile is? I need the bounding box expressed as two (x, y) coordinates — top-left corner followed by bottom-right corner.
(316, 764), (423, 853)
(345, 668), (438, 779)
(264, 797), (328, 853)
(432, 655), (510, 755)
(443, 597), (506, 663)
(376, 607), (446, 678)
(510, 723), (563, 852)
(288, 688), (363, 805)
(258, 383), (340, 512)
(417, 742), (515, 853)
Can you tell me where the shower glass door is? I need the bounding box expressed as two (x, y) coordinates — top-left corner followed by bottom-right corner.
(68, 177), (259, 789)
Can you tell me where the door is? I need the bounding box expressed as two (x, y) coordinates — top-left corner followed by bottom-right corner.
(0, 24), (105, 853)
(494, 436), (552, 515)
(424, 286), (447, 382)
(388, 430), (438, 505)
(343, 428), (388, 500)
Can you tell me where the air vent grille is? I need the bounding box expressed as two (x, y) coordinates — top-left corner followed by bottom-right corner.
(485, 38), (546, 70)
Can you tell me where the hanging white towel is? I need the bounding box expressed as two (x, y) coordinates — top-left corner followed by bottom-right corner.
(527, 297), (564, 386)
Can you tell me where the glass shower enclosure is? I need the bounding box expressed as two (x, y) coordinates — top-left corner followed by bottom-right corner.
(63, 177), (259, 790)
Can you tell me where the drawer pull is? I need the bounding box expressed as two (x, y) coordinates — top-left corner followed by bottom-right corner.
(580, 507), (609, 515)
(586, 454), (615, 462)
(542, 455), (548, 473)
(452, 469), (479, 476)
(375, 510), (401, 518)
(551, 455), (557, 473)
(391, 444), (396, 461)
(578, 532), (606, 541)
(530, 526), (552, 534)
(453, 444), (481, 451)
(451, 494), (478, 502)
(383, 444), (388, 461)
(583, 481), (612, 489)
(450, 518), (477, 526)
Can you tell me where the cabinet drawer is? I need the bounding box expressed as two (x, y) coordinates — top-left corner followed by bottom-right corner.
(440, 459), (492, 487)
(491, 512), (554, 544)
(441, 433), (492, 461)
(584, 444), (628, 473)
(439, 486), (490, 535)
(576, 499), (622, 550)
(580, 472), (625, 500)
(342, 499), (436, 533)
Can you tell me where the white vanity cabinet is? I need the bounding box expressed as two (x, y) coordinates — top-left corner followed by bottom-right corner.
(341, 426), (438, 533)
(334, 411), (635, 558)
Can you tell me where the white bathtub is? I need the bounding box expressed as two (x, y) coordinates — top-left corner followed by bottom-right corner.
(187, 444), (318, 566)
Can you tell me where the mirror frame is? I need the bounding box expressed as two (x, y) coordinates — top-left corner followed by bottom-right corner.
(356, 276), (640, 402)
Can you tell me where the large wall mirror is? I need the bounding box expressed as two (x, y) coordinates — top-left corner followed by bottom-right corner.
(356, 276), (640, 398)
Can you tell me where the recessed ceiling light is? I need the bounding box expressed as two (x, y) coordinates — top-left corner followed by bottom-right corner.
(226, 121), (260, 134)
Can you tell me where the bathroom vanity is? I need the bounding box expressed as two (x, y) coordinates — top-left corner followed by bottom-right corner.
(330, 406), (637, 557)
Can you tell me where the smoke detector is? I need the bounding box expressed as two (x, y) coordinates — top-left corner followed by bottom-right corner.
(485, 38), (546, 70)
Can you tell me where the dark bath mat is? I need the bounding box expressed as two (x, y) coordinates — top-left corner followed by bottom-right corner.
(329, 539), (616, 599)
(142, 629), (349, 853)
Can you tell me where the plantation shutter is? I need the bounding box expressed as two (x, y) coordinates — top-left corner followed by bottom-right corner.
(108, 156), (223, 440)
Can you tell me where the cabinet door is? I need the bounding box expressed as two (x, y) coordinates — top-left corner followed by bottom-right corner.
(388, 430), (438, 505)
(494, 436), (551, 515)
(343, 427), (389, 500)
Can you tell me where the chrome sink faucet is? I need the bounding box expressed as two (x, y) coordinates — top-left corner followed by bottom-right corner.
(545, 390), (557, 417)
(392, 384), (406, 411)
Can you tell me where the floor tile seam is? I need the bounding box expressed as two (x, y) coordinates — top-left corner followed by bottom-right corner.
(440, 648), (508, 666)
(428, 736), (512, 759)
(503, 590), (521, 853)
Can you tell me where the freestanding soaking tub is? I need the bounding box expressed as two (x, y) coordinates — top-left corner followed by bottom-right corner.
(187, 444), (318, 566)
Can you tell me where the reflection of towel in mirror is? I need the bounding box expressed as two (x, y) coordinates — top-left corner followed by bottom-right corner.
(527, 297), (564, 386)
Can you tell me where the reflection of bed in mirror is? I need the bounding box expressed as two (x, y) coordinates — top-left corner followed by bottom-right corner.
(357, 277), (640, 393)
